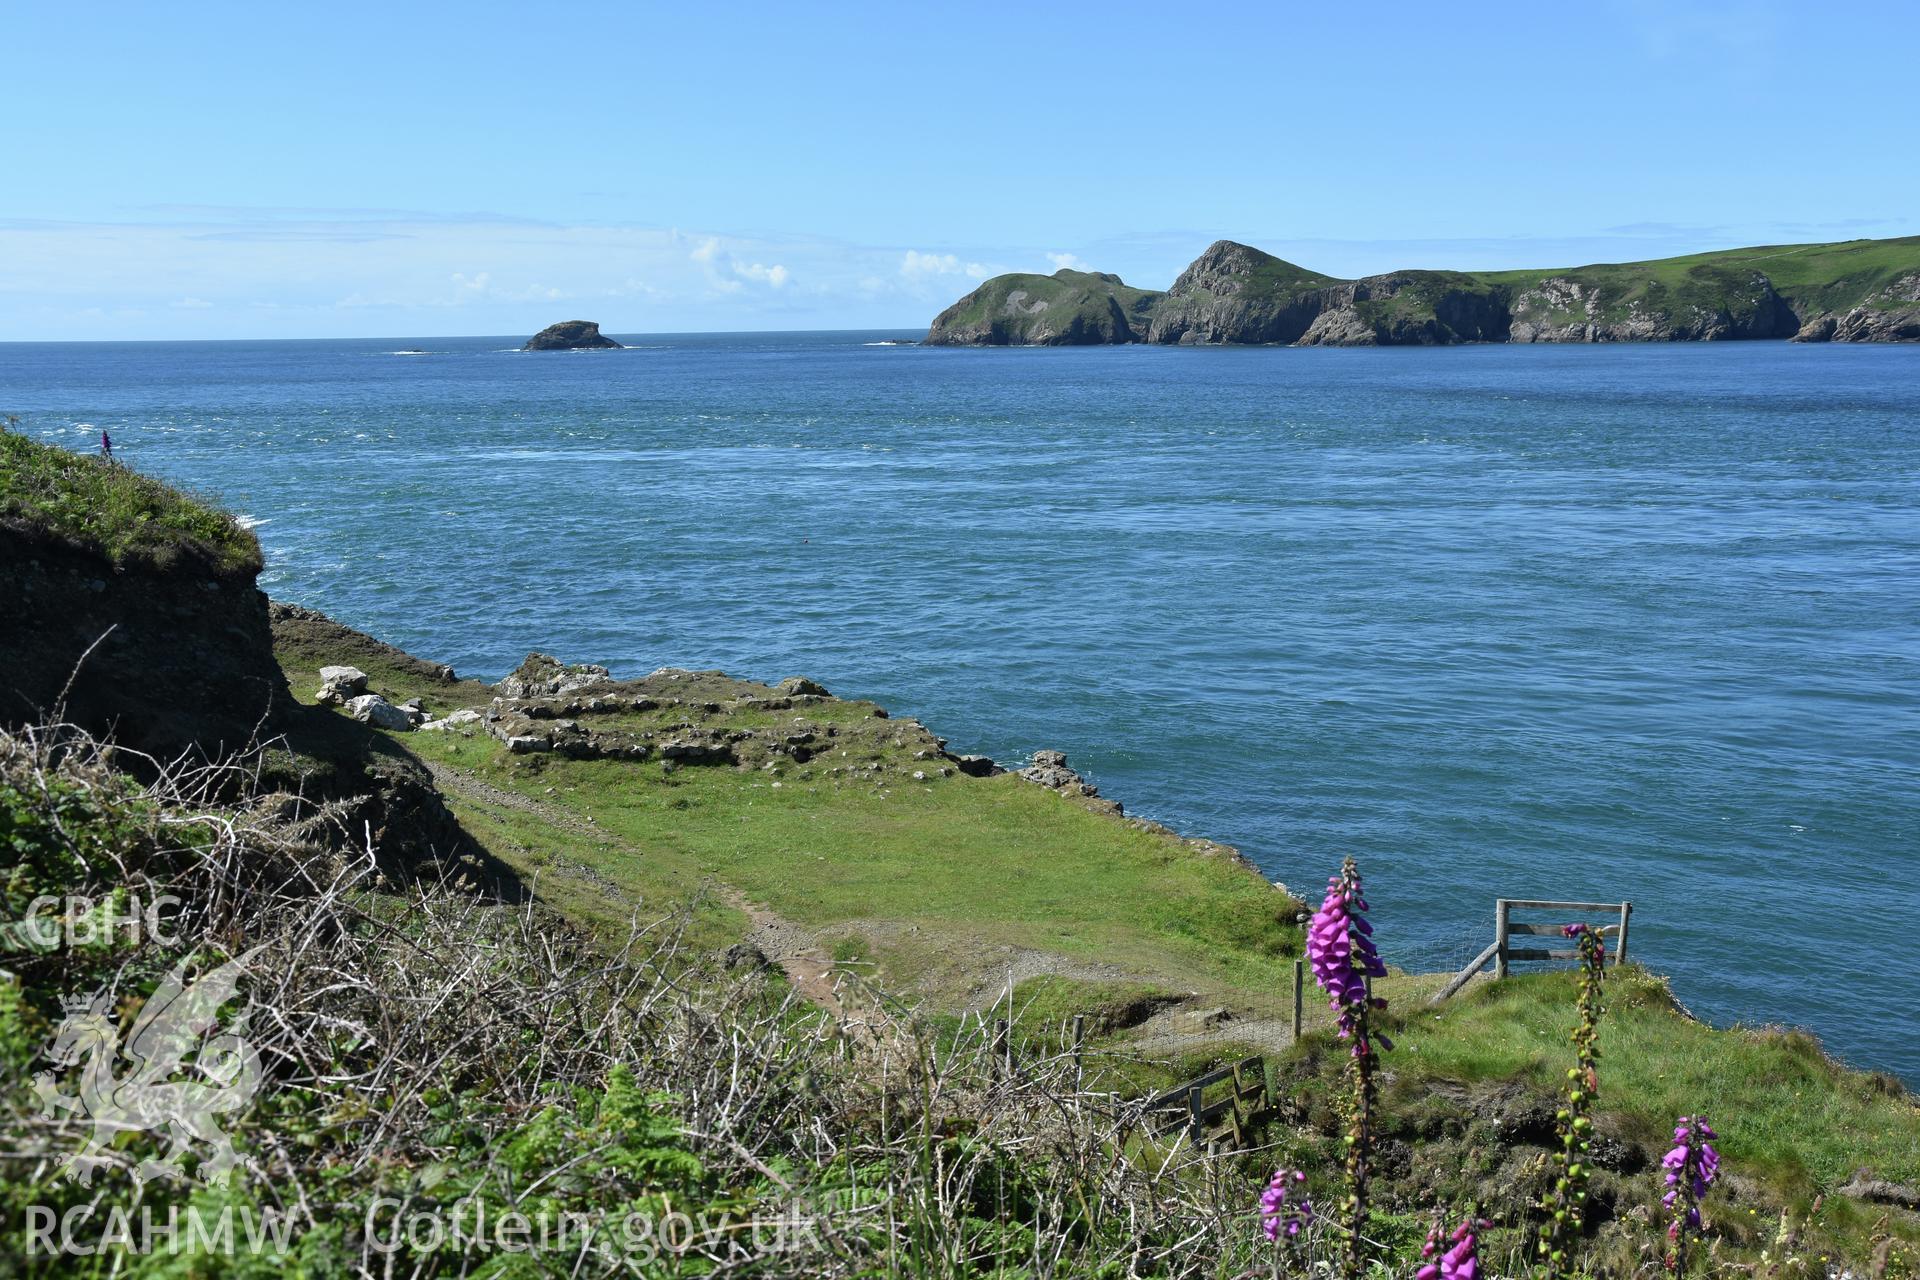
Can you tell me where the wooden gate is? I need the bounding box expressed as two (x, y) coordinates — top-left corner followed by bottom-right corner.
(1147, 1055), (1269, 1147)
(1431, 898), (1632, 1003)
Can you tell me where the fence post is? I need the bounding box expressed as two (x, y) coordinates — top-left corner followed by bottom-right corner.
(1228, 1065), (1247, 1147)
(1071, 1013), (1086, 1089)
(1495, 899), (1512, 980)
(992, 1018), (1009, 1081)
(1186, 1084), (1204, 1145)
(1292, 956), (1304, 1039)
(1616, 901), (1632, 967)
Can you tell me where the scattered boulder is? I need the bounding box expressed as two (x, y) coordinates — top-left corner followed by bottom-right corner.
(953, 754), (999, 777)
(420, 707), (483, 731)
(346, 693), (414, 732)
(523, 320), (622, 351)
(775, 676), (830, 697)
(316, 665), (369, 705)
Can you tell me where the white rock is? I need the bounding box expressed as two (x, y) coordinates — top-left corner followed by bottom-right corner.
(315, 665), (369, 705)
(346, 693), (413, 731)
(420, 707), (483, 731)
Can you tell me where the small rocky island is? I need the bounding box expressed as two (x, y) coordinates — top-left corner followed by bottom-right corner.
(523, 320), (622, 351)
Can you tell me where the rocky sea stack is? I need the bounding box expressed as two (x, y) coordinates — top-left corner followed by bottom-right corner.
(523, 320), (622, 351)
(927, 235), (1920, 347)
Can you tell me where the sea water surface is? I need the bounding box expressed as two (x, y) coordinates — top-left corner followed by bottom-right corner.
(5, 333), (1916, 1080)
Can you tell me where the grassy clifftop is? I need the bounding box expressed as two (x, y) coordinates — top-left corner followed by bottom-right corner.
(1488, 235), (1920, 318)
(0, 431), (262, 575)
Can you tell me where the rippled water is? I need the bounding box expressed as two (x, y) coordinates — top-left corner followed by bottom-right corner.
(7, 333), (1916, 1079)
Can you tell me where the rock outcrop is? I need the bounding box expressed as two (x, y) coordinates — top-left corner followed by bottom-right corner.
(1016, 748), (1123, 816)
(523, 320), (622, 351)
(499, 652), (615, 698)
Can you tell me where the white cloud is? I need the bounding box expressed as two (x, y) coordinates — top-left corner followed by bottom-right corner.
(732, 261), (790, 288)
(170, 296), (212, 309)
(901, 250), (989, 280)
(446, 271), (565, 304)
(1045, 252), (1089, 272)
(689, 236), (790, 291)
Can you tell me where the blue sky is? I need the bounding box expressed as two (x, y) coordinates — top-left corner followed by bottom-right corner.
(4, 0), (1916, 340)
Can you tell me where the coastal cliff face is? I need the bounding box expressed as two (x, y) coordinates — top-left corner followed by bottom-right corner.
(1295, 272), (1514, 346)
(0, 527), (289, 760)
(1793, 271), (1920, 342)
(929, 235), (1920, 347)
(1506, 265), (1799, 342)
(923, 269), (1163, 345)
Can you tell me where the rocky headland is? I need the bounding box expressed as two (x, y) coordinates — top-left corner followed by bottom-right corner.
(926, 235), (1920, 347)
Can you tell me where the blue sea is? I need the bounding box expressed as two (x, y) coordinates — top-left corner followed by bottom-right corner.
(5, 332), (1916, 1080)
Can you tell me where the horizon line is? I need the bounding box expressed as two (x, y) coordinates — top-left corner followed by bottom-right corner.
(0, 325), (934, 346)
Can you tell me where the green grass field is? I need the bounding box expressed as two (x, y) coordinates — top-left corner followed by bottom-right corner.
(404, 728), (1304, 999)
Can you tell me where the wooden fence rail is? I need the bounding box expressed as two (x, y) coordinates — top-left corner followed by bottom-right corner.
(1430, 897), (1632, 1004)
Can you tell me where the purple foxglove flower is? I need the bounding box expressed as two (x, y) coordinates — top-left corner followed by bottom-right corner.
(1307, 861), (1389, 1056)
(1418, 1218), (1484, 1280)
(1663, 1116), (1722, 1267)
(1258, 1167), (1313, 1243)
